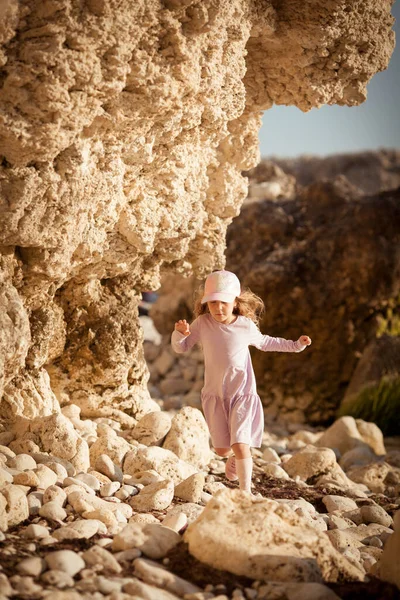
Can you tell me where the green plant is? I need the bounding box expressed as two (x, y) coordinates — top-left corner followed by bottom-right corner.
(338, 376), (400, 435)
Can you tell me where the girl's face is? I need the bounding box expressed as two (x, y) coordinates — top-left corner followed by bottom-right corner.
(207, 300), (236, 324)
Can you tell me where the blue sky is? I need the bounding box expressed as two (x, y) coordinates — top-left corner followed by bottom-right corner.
(259, 2), (400, 157)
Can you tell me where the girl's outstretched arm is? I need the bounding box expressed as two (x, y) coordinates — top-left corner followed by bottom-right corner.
(248, 321), (311, 353)
(171, 317), (201, 353)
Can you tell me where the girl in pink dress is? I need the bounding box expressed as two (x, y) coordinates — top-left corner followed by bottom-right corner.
(171, 270), (311, 493)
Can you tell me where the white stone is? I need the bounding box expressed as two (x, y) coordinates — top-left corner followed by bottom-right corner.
(262, 447), (281, 463)
(322, 495), (358, 513)
(132, 412), (172, 446)
(133, 557), (201, 596)
(360, 504), (393, 528)
(163, 407), (212, 468)
(184, 488), (364, 582)
(112, 522), (180, 558)
(45, 550), (86, 577)
(174, 473), (205, 503)
(161, 512), (188, 533)
(262, 463), (290, 480)
(124, 446), (197, 484)
(100, 481), (121, 497)
(74, 472), (101, 491)
(23, 524), (50, 539)
(82, 545), (122, 573)
(283, 445), (337, 482)
(39, 501), (67, 522)
(43, 485), (67, 506)
(17, 556), (46, 577)
(27, 491), (43, 516)
(1, 483), (29, 527)
(34, 464), (58, 489)
(95, 454), (124, 483)
(52, 519), (100, 540)
(7, 454), (37, 471)
(130, 479), (174, 512)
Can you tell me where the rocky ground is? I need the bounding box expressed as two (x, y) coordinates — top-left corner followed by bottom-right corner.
(1, 391), (400, 600)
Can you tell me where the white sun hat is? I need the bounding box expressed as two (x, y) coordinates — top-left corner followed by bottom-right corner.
(201, 270), (241, 304)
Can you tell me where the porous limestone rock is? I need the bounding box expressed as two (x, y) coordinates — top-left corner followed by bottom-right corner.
(89, 430), (132, 468)
(123, 446), (197, 484)
(0, 483), (29, 529)
(129, 479), (175, 513)
(163, 407), (212, 468)
(112, 522), (180, 559)
(184, 488), (364, 582)
(283, 445), (337, 483)
(174, 472), (205, 503)
(131, 412), (172, 446)
(0, 0), (395, 426)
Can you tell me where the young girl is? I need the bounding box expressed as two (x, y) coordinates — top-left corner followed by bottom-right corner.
(171, 270), (311, 493)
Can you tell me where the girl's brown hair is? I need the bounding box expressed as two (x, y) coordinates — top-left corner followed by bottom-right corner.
(194, 286), (265, 325)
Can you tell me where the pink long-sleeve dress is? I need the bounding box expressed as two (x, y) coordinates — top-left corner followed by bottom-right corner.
(171, 313), (306, 448)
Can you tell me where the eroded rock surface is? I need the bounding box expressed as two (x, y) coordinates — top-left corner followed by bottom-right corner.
(0, 0), (396, 426)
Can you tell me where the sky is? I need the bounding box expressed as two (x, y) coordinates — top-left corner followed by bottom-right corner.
(259, 2), (400, 157)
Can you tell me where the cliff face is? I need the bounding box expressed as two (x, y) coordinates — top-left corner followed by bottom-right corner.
(0, 0), (395, 423)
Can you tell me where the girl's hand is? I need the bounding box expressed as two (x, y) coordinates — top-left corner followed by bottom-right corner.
(175, 320), (190, 336)
(298, 335), (312, 346)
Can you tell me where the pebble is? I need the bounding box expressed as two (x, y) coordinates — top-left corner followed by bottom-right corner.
(43, 485), (67, 506)
(17, 556), (46, 577)
(39, 501), (67, 522)
(41, 569), (75, 588)
(130, 480), (175, 512)
(262, 447), (281, 463)
(174, 473), (205, 503)
(82, 545), (122, 573)
(35, 464), (58, 489)
(96, 575), (123, 594)
(23, 524), (50, 539)
(52, 519), (100, 541)
(74, 472), (102, 491)
(262, 463), (290, 480)
(360, 504), (393, 528)
(115, 484), (138, 501)
(9, 575), (42, 596)
(82, 508), (119, 531)
(95, 454), (124, 483)
(201, 492), (212, 504)
(0, 573), (12, 596)
(64, 476), (97, 495)
(13, 470), (40, 487)
(133, 557), (201, 596)
(162, 512), (188, 533)
(112, 522), (180, 559)
(45, 550), (86, 576)
(322, 495), (358, 513)
(7, 454), (37, 471)
(368, 536), (384, 548)
(100, 481), (121, 497)
(114, 548), (142, 562)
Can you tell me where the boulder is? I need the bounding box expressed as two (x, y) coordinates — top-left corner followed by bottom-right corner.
(184, 488), (364, 582)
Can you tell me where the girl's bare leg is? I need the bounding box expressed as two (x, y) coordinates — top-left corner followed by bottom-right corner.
(214, 447), (231, 457)
(232, 443), (252, 492)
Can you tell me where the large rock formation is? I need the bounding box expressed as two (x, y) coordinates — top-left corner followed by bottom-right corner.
(226, 178), (400, 423)
(0, 1), (396, 428)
